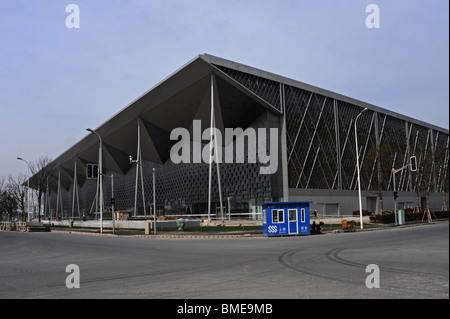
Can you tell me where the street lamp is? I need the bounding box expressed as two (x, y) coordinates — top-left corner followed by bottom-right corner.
(153, 167), (156, 235)
(86, 128), (104, 233)
(354, 107), (368, 230)
(17, 157), (31, 221)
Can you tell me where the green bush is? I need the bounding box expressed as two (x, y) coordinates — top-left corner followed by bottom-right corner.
(371, 210), (448, 224)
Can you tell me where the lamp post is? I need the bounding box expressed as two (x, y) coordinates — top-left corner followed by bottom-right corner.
(227, 196), (231, 221)
(392, 168), (398, 226)
(392, 157), (417, 226)
(17, 157), (31, 221)
(153, 167), (156, 235)
(86, 128), (103, 233)
(129, 155), (139, 217)
(354, 107), (368, 230)
(111, 174), (115, 234)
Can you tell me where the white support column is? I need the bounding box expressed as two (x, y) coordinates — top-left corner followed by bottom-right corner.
(208, 73), (214, 222)
(139, 124), (146, 216)
(133, 118), (147, 217)
(207, 73), (224, 221)
(56, 169), (63, 218)
(355, 108), (368, 230)
(280, 83), (289, 201)
(56, 170), (60, 217)
(45, 177), (50, 218)
(98, 136), (104, 233)
(72, 159), (80, 219)
(134, 119), (140, 217)
(72, 160), (76, 219)
(213, 112), (224, 220)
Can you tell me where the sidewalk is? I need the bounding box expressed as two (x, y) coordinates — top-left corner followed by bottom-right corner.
(331, 218), (449, 234)
(48, 218), (448, 238)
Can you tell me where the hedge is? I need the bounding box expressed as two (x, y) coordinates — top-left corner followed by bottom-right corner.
(370, 210), (449, 224)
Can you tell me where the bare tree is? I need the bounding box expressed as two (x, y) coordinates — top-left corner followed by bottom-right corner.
(0, 176), (4, 193)
(8, 173), (28, 221)
(0, 177), (18, 221)
(28, 156), (54, 222)
(363, 143), (391, 213)
(0, 176), (5, 220)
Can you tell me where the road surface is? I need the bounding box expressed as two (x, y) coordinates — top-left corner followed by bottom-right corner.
(0, 221), (448, 299)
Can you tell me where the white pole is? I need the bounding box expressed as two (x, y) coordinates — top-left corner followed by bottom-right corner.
(72, 159), (76, 219)
(27, 164), (30, 220)
(76, 170), (80, 219)
(208, 73), (214, 223)
(393, 168), (398, 226)
(99, 136), (103, 233)
(227, 197), (231, 221)
(355, 108), (367, 230)
(213, 111), (224, 221)
(45, 178), (50, 219)
(139, 139), (146, 216)
(111, 174), (115, 234)
(134, 119), (140, 217)
(153, 167), (156, 235)
(87, 128), (103, 233)
(56, 169), (61, 218)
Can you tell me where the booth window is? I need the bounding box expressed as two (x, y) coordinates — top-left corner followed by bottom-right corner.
(272, 210), (278, 223)
(301, 208), (306, 223)
(288, 209), (297, 222)
(272, 209), (284, 223)
(278, 209), (284, 223)
(263, 210), (266, 224)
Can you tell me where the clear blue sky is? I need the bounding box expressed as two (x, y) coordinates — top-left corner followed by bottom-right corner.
(1, 0), (448, 178)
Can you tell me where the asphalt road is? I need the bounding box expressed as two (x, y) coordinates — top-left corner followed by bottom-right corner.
(0, 222), (448, 299)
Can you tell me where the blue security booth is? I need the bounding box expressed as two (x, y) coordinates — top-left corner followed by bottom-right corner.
(261, 201), (311, 236)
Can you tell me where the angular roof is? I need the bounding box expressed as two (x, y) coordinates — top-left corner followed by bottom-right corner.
(37, 54), (284, 190)
(32, 53), (448, 191)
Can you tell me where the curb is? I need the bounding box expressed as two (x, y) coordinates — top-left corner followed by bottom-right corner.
(322, 219), (447, 235)
(47, 220), (448, 239)
(49, 229), (263, 239)
(133, 233), (263, 239)
(50, 230), (120, 237)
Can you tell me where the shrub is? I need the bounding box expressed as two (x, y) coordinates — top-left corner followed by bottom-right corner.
(371, 210), (448, 223)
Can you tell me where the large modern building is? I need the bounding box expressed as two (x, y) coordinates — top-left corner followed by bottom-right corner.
(35, 54), (449, 219)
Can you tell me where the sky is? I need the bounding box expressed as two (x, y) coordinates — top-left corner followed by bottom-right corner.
(0, 0), (449, 179)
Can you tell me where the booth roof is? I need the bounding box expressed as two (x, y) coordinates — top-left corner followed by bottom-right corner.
(260, 201), (313, 206)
